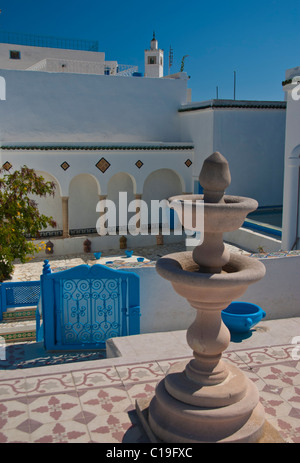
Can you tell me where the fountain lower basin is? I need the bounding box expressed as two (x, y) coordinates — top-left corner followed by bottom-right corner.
(148, 249), (267, 442)
(156, 251), (265, 302)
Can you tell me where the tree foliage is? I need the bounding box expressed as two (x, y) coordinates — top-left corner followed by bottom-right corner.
(0, 166), (56, 281)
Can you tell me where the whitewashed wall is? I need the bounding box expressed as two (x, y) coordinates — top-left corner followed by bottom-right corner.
(29, 171), (63, 230)
(0, 69), (187, 143)
(1, 147), (193, 235)
(179, 108), (214, 181)
(125, 255), (300, 334)
(0, 44), (105, 71)
(282, 69), (300, 250)
(69, 174), (100, 230)
(241, 255), (300, 319)
(180, 103), (286, 206)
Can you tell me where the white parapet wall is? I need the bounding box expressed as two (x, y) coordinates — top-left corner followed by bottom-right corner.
(240, 254), (300, 320)
(125, 266), (195, 334)
(224, 227), (281, 253)
(124, 253), (300, 333)
(29, 244), (300, 333)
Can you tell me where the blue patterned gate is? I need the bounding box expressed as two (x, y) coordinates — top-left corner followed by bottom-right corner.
(1, 280), (40, 321)
(37, 261), (140, 351)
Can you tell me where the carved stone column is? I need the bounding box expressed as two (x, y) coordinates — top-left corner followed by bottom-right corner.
(135, 194), (142, 232)
(61, 196), (69, 238)
(98, 194), (107, 235)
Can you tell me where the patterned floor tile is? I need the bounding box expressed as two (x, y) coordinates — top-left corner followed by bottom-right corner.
(78, 385), (133, 416)
(2, 341), (300, 443)
(234, 345), (294, 367)
(87, 412), (138, 443)
(115, 362), (165, 384)
(124, 380), (158, 405)
(259, 390), (292, 419)
(252, 362), (300, 388)
(28, 392), (83, 424)
(0, 377), (29, 400)
(72, 366), (121, 389)
(24, 372), (75, 396)
(280, 385), (300, 416)
(16, 417), (43, 433)
(268, 416), (300, 443)
(241, 368), (267, 391)
(223, 351), (249, 366)
(0, 399), (28, 431)
(30, 420), (90, 443)
(0, 428), (31, 443)
(157, 358), (190, 375)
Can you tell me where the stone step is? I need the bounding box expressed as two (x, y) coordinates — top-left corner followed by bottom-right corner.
(0, 320), (36, 343)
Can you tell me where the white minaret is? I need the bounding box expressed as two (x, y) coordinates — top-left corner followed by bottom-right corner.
(144, 32), (164, 78)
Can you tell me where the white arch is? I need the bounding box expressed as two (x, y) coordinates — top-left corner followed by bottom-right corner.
(31, 171), (63, 231)
(143, 168), (184, 227)
(107, 171), (137, 195)
(68, 172), (101, 196)
(107, 172), (136, 227)
(68, 173), (100, 230)
(35, 170), (63, 197)
(143, 168), (184, 200)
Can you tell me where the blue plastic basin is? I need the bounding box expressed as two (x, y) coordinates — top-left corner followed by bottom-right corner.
(221, 302), (266, 333)
(94, 252), (102, 259)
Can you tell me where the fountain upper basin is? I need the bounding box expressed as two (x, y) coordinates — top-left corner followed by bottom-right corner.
(169, 194), (258, 233)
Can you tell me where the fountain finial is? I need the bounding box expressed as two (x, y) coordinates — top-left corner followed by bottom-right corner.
(192, 152), (231, 272)
(199, 152), (231, 203)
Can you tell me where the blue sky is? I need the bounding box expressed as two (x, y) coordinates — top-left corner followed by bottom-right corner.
(0, 0), (299, 102)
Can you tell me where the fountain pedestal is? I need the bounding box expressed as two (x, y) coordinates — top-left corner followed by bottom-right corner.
(136, 152), (277, 443)
(148, 254), (266, 443)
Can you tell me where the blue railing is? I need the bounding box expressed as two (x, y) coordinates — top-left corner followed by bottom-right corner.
(0, 30), (98, 51)
(0, 280), (40, 321)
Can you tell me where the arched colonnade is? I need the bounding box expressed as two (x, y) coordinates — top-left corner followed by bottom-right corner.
(33, 168), (186, 238)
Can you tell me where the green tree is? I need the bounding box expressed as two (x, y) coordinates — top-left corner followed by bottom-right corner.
(0, 166), (56, 281)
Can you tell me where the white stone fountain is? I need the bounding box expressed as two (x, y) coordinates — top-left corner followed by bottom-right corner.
(136, 152), (279, 443)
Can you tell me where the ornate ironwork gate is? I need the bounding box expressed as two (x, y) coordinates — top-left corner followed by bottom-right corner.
(37, 261), (140, 351)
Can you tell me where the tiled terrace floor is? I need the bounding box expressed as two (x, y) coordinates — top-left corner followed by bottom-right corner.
(1, 318), (300, 443)
(1, 245), (299, 443)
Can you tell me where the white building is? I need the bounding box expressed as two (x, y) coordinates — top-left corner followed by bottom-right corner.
(281, 67), (300, 250)
(0, 32), (135, 76)
(0, 32), (287, 252)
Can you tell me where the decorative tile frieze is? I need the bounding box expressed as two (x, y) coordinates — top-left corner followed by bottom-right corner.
(96, 157), (111, 173)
